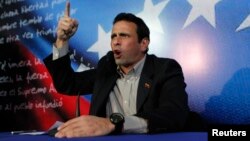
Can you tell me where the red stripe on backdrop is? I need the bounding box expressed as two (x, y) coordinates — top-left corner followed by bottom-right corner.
(17, 42), (90, 130)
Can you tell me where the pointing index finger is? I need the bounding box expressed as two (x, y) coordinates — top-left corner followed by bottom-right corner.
(64, 0), (70, 17)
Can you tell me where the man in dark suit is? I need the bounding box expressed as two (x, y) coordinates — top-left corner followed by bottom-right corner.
(44, 1), (190, 138)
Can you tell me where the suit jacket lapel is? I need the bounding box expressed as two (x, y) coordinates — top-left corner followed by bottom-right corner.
(136, 55), (154, 112)
(91, 73), (119, 116)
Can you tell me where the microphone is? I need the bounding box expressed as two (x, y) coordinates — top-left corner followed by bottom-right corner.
(75, 92), (81, 117)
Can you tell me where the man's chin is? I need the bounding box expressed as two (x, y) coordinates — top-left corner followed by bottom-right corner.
(115, 60), (122, 65)
(115, 59), (125, 66)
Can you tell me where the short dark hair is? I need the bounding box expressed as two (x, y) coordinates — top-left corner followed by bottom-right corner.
(113, 13), (150, 43)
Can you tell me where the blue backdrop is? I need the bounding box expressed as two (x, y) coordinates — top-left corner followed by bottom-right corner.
(0, 0), (250, 130)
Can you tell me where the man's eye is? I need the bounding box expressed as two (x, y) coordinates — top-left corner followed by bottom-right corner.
(111, 35), (116, 39)
(111, 33), (130, 39)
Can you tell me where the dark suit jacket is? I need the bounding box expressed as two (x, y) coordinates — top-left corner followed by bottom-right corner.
(44, 52), (190, 133)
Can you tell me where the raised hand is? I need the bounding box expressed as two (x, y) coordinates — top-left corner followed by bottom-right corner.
(55, 1), (78, 48)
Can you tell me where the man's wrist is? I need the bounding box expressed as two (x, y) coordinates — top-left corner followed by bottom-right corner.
(109, 113), (125, 134)
(55, 39), (68, 48)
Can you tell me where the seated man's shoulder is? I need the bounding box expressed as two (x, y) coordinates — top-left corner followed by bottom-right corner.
(148, 54), (179, 65)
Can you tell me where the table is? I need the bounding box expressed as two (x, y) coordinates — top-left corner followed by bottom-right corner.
(0, 132), (207, 141)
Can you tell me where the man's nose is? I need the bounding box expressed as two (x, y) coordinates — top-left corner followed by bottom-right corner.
(113, 37), (121, 46)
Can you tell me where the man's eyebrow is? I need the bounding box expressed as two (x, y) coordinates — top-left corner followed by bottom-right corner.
(111, 32), (130, 38)
(119, 33), (129, 36)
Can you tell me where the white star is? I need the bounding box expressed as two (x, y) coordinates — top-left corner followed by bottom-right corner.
(87, 24), (111, 59)
(236, 14), (250, 32)
(87, 0), (169, 59)
(183, 0), (220, 29)
(137, 0), (170, 34)
(137, 0), (170, 57)
(76, 63), (92, 72)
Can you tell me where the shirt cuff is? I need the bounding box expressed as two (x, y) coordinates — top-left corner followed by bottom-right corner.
(123, 115), (148, 133)
(52, 43), (69, 60)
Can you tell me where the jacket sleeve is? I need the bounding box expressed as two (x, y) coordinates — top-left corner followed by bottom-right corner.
(43, 54), (96, 95)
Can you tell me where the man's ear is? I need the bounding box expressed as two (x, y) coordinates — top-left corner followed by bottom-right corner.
(140, 38), (150, 52)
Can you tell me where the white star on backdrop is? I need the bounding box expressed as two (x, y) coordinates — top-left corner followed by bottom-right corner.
(137, 0), (169, 34)
(236, 14), (250, 32)
(87, 25), (111, 59)
(183, 0), (221, 29)
(87, 0), (169, 59)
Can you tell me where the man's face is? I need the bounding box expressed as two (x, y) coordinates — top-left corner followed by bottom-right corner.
(111, 20), (148, 68)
